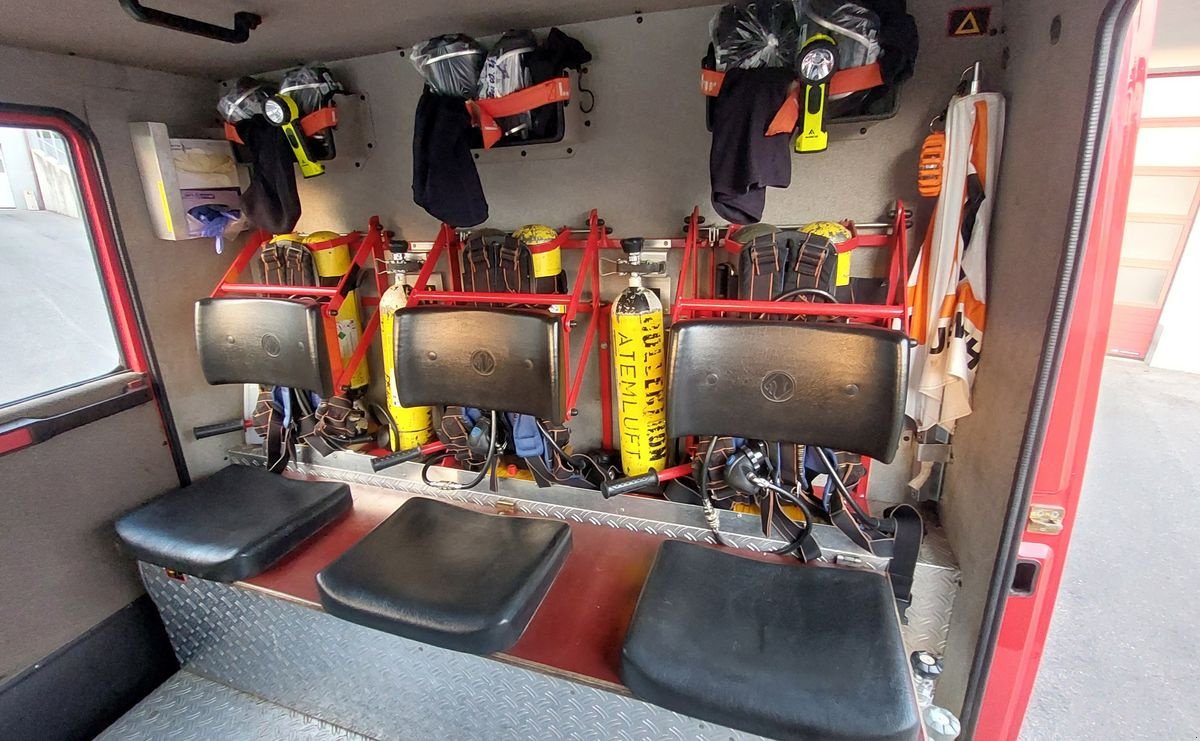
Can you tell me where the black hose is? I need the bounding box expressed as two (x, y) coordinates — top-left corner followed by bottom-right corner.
(699, 438), (816, 555)
(420, 410), (497, 491)
(813, 446), (886, 531)
(534, 420), (613, 484)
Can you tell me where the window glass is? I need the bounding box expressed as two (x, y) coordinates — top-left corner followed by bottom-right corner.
(1113, 265), (1169, 306)
(1141, 75), (1200, 119)
(0, 126), (123, 406)
(1122, 221), (1184, 263)
(1126, 174), (1199, 217)
(1134, 127), (1200, 167)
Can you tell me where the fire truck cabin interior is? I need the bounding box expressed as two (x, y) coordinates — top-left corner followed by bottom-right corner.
(0, 1), (1145, 739)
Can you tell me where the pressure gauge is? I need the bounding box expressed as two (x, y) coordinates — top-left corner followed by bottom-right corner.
(798, 38), (838, 85)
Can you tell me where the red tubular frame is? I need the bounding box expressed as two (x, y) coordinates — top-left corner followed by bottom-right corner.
(672, 203), (910, 334)
(670, 204), (911, 511)
(211, 217), (388, 394)
(407, 211), (610, 428)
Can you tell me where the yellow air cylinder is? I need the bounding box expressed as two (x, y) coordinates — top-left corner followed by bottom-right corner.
(611, 237), (668, 476)
(378, 243), (434, 450)
(305, 230), (369, 390)
(514, 223), (562, 280)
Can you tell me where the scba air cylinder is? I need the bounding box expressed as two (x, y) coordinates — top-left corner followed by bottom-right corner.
(611, 237), (667, 476)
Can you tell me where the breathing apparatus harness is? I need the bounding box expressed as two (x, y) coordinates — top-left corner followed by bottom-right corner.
(688, 222), (923, 609)
(692, 436), (922, 611)
(418, 225), (613, 492)
(425, 406), (613, 492)
(250, 234), (370, 471)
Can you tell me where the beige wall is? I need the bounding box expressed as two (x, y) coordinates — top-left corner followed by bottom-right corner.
(0, 46), (230, 679)
(0, 45), (239, 478)
(935, 0), (1117, 710)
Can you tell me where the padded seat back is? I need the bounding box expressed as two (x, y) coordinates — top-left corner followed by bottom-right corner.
(196, 297), (332, 395)
(667, 320), (909, 462)
(395, 306), (565, 423)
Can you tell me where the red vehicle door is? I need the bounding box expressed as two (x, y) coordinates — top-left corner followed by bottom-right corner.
(970, 1), (1157, 737)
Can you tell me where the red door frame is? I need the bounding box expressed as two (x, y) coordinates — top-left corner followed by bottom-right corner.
(0, 104), (187, 482)
(967, 0), (1156, 736)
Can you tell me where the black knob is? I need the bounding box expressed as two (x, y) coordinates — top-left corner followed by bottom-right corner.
(621, 237), (644, 255)
(389, 239), (409, 254)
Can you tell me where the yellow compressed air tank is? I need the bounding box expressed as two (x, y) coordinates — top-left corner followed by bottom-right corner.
(513, 223), (561, 280)
(378, 241), (434, 450)
(611, 237), (668, 476)
(305, 230), (369, 390)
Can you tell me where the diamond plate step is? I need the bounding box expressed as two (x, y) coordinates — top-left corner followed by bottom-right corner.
(97, 671), (371, 741)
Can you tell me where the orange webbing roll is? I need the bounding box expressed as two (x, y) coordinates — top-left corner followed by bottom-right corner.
(917, 131), (946, 197)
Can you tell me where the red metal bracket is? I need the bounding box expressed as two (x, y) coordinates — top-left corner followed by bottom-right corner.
(407, 212), (608, 428)
(673, 202), (910, 332)
(211, 218), (387, 394)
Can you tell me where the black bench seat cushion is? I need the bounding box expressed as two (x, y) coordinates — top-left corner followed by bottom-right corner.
(316, 497), (572, 655)
(622, 540), (920, 741)
(115, 465), (351, 583)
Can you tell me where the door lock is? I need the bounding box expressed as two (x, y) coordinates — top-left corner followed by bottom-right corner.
(1027, 504), (1065, 534)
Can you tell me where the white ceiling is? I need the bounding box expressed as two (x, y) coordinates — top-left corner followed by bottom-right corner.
(0, 0), (711, 78)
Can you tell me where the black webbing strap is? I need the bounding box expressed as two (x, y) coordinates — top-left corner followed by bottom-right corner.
(781, 231), (838, 295)
(251, 387), (291, 474)
(824, 479), (923, 614)
(498, 236), (531, 294)
(766, 498), (823, 561)
(437, 406), (487, 466)
(461, 236), (500, 295)
(738, 232), (787, 304)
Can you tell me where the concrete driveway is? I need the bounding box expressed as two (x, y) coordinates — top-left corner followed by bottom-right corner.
(0, 209), (121, 405)
(1021, 358), (1200, 739)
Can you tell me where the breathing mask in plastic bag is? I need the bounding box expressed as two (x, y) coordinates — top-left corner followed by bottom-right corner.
(410, 34), (486, 99)
(478, 29), (538, 138)
(709, 0), (801, 70)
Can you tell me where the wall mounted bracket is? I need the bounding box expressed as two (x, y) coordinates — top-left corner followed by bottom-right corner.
(119, 0), (261, 44)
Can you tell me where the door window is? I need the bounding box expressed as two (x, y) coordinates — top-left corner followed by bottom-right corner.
(0, 125), (124, 406)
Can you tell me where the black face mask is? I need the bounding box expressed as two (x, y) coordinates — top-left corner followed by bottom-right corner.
(236, 117), (302, 235)
(411, 88), (488, 228)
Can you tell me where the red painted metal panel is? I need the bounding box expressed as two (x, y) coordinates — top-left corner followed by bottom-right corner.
(1107, 303), (1159, 358)
(974, 2), (1155, 736)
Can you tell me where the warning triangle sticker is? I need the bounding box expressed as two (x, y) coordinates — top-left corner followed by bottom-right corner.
(948, 7), (990, 37)
(955, 11), (981, 35)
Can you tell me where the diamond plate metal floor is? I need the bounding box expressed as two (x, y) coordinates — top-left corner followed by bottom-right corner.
(97, 671), (371, 741)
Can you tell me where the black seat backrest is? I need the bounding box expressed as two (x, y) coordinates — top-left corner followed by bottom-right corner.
(195, 297), (332, 395)
(667, 320), (909, 462)
(395, 306), (565, 423)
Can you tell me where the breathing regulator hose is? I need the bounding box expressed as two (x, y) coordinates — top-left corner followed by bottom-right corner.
(699, 438), (818, 555)
(420, 410), (499, 491)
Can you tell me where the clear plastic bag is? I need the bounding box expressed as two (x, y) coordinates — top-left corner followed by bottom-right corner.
(279, 63), (343, 115)
(709, 1), (801, 71)
(218, 78), (275, 123)
(800, 0), (881, 70)
(478, 30), (538, 137)
(410, 34), (486, 99)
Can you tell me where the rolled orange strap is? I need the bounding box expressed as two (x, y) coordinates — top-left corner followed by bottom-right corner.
(300, 106), (338, 137)
(466, 77), (572, 149)
(223, 106), (339, 145)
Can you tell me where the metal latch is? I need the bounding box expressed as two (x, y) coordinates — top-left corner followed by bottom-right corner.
(493, 499), (519, 515)
(1027, 504), (1065, 535)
